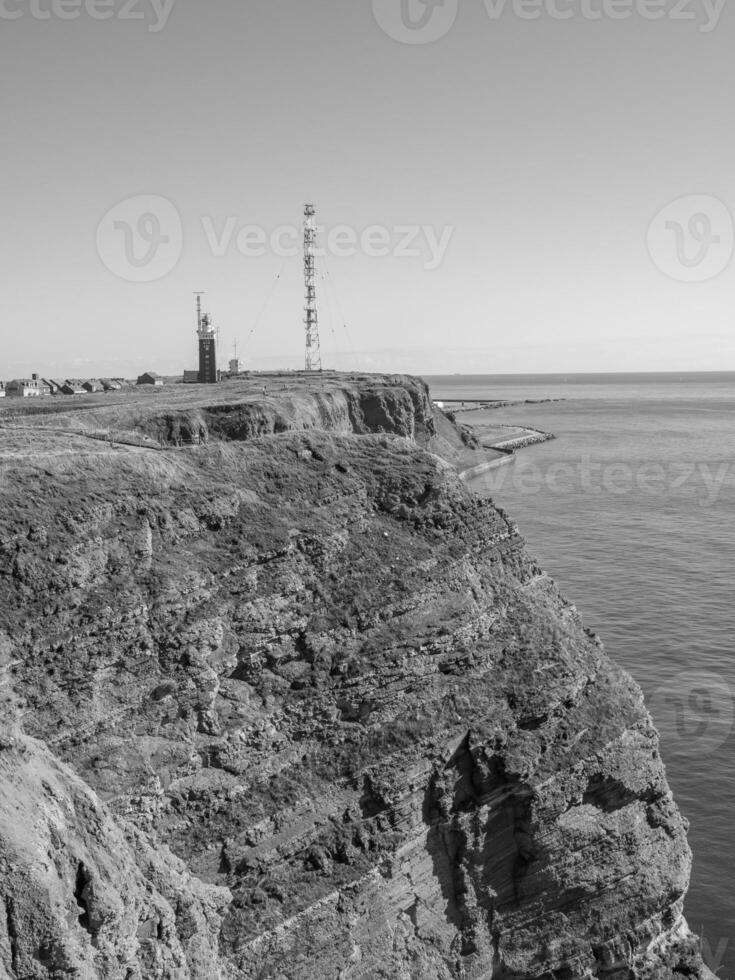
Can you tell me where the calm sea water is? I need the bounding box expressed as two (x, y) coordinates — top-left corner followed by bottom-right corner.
(426, 373), (735, 977)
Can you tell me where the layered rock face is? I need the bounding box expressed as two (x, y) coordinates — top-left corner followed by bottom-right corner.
(0, 376), (706, 978)
(0, 733), (228, 979)
(142, 374), (440, 446)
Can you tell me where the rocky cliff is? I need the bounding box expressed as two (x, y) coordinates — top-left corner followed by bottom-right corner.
(0, 374), (707, 979)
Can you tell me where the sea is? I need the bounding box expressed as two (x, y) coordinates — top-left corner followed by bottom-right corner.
(425, 373), (735, 978)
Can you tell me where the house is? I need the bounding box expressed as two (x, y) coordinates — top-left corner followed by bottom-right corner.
(137, 372), (164, 387)
(82, 380), (102, 393)
(32, 374), (52, 396)
(60, 380), (87, 396)
(6, 378), (42, 398)
(43, 379), (63, 395)
(100, 378), (122, 391)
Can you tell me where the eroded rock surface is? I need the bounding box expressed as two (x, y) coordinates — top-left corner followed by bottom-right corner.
(0, 375), (707, 978)
(0, 733), (229, 979)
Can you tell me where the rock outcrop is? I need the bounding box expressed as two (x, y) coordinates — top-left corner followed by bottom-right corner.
(0, 733), (229, 979)
(0, 374), (707, 979)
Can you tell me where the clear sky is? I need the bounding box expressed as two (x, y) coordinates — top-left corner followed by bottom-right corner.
(2, 0), (734, 377)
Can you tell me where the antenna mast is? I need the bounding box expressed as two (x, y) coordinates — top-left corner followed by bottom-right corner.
(303, 204), (322, 372)
(194, 291), (204, 331)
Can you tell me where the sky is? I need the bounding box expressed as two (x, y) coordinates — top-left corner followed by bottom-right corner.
(2, 0), (735, 377)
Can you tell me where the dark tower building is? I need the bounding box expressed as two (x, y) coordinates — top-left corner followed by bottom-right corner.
(195, 293), (218, 384)
(198, 315), (217, 383)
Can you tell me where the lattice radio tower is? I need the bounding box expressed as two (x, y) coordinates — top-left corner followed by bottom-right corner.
(303, 204), (322, 372)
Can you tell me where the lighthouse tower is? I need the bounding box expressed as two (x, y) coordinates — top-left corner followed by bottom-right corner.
(195, 293), (218, 384)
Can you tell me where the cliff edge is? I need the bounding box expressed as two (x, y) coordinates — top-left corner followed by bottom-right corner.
(0, 374), (707, 979)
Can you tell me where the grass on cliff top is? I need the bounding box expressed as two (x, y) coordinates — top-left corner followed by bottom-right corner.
(0, 372), (416, 422)
(0, 372), (425, 455)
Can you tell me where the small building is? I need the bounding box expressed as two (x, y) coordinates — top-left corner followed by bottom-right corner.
(82, 380), (102, 393)
(30, 373), (51, 395)
(183, 370), (199, 384)
(137, 372), (164, 387)
(6, 378), (42, 398)
(0, 383), (5, 398)
(228, 357), (243, 375)
(60, 380), (87, 396)
(43, 379), (63, 395)
(24, 374), (52, 396)
(100, 378), (122, 392)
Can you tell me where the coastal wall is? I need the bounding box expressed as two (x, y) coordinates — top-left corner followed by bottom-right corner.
(0, 375), (707, 979)
(459, 453), (516, 481)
